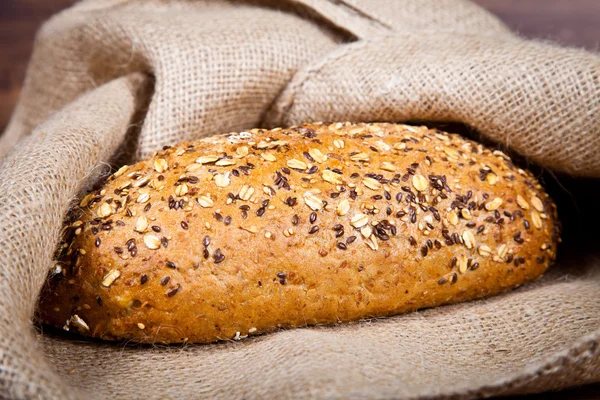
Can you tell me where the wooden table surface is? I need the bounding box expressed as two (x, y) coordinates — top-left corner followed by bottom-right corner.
(0, 1), (599, 399)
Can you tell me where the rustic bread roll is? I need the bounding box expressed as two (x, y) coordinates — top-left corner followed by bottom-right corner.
(38, 122), (559, 343)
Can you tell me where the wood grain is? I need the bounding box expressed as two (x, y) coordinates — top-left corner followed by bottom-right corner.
(474, 0), (600, 49)
(0, 0), (74, 131)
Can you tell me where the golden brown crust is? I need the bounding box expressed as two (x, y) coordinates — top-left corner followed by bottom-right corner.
(37, 122), (559, 343)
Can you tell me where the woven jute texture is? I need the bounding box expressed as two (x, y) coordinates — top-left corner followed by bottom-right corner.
(0, 1), (599, 399)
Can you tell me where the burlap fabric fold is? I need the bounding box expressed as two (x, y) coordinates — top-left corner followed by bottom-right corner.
(1, 1), (599, 399)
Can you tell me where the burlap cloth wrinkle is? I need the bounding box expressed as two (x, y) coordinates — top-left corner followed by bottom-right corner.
(0, 1), (599, 399)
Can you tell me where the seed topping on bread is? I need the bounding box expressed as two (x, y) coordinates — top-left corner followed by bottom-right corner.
(44, 122), (559, 342)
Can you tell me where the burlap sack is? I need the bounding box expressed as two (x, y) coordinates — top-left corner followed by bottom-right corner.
(1, 1), (599, 399)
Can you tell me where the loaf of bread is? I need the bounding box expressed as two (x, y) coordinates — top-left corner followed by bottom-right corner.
(38, 122), (559, 343)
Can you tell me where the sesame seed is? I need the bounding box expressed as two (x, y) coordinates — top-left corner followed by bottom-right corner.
(461, 209), (472, 220)
(236, 146), (249, 156)
(97, 203), (113, 218)
(240, 225), (258, 233)
(497, 244), (508, 258)
(360, 224), (372, 238)
(309, 226), (319, 234)
(443, 147), (459, 159)
(380, 162), (396, 172)
(238, 185), (255, 201)
(102, 269), (121, 287)
(478, 245), (492, 257)
(350, 213), (369, 228)
(308, 148), (327, 163)
(412, 174), (428, 192)
(133, 177), (150, 188)
(185, 163), (203, 173)
(365, 235), (379, 251)
(140, 274), (148, 284)
(486, 173), (498, 185)
(531, 196), (544, 212)
(287, 159), (307, 170)
(137, 192), (150, 203)
(458, 256), (468, 274)
(197, 195), (214, 208)
(447, 210), (459, 226)
(336, 199), (350, 216)
(322, 169), (342, 185)
(333, 139), (345, 149)
(516, 194), (529, 209)
(337, 242), (347, 250)
(485, 197), (503, 211)
(161, 276), (170, 285)
(350, 153), (370, 162)
(462, 230), (475, 249)
(303, 191), (324, 211)
(363, 177), (381, 191)
(214, 173), (230, 188)
(143, 234), (161, 250)
(134, 216), (148, 233)
(261, 153), (276, 162)
(69, 315), (90, 332)
(196, 155), (219, 164)
(153, 158), (169, 173)
(283, 228), (295, 237)
(215, 158), (236, 166)
(113, 165), (129, 178)
(531, 210), (543, 229)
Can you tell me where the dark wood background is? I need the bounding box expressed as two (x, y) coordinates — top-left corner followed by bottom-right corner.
(0, 1), (599, 398)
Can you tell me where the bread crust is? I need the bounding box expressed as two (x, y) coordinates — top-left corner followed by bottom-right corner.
(38, 122), (559, 343)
